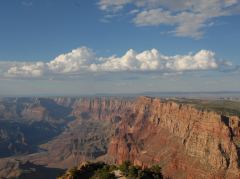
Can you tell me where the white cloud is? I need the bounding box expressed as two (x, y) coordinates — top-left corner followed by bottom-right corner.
(98, 0), (132, 12)
(3, 46), (233, 78)
(48, 47), (96, 73)
(133, 9), (209, 38)
(165, 50), (218, 71)
(6, 62), (45, 77)
(98, 0), (240, 38)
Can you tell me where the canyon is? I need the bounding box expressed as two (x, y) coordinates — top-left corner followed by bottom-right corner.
(0, 96), (239, 179)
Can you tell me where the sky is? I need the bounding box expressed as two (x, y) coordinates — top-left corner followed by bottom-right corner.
(0, 0), (240, 96)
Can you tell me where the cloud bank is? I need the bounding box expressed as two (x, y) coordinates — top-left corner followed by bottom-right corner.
(98, 0), (240, 38)
(3, 46), (232, 78)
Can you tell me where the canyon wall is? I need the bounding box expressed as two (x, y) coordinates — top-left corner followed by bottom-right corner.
(54, 96), (240, 178)
(0, 97), (239, 179)
(105, 97), (240, 179)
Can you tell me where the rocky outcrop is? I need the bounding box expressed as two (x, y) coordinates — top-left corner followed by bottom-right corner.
(35, 96), (240, 178)
(0, 96), (239, 179)
(21, 106), (47, 121)
(71, 97), (133, 121)
(107, 97), (240, 179)
(51, 96), (240, 178)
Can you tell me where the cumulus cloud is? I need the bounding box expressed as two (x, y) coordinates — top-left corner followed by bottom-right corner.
(3, 46), (233, 78)
(98, 0), (240, 38)
(7, 62), (45, 77)
(48, 47), (96, 73)
(89, 49), (218, 72)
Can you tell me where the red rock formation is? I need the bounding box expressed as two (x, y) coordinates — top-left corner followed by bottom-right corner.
(1, 96), (239, 179)
(71, 97), (133, 121)
(106, 97), (240, 179)
(11, 97), (240, 179)
(19, 96), (240, 178)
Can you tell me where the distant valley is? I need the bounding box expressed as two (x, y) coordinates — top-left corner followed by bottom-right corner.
(0, 96), (239, 179)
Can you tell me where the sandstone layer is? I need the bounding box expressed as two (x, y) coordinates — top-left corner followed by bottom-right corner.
(104, 97), (240, 179)
(0, 96), (239, 179)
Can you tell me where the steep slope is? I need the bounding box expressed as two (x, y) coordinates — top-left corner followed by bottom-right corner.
(0, 98), (72, 157)
(49, 96), (240, 178)
(0, 96), (239, 179)
(107, 97), (240, 179)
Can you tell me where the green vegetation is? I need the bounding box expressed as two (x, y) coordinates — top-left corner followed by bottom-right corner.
(170, 98), (240, 117)
(119, 160), (131, 175)
(118, 161), (163, 179)
(57, 162), (108, 179)
(58, 161), (164, 179)
(90, 164), (116, 179)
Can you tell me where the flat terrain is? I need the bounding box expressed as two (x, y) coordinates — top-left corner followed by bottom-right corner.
(169, 98), (240, 117)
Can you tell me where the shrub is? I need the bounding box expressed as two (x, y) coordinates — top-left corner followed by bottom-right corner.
(149, 165), (162, 174)
(119, 161), (131, 175)
(58, 161), (164, 179)
(128, 165), (139, 178)
(91, 167), (115, 179)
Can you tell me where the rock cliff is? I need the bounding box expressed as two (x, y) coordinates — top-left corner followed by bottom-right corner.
(106, 97), (240, 179)
(0, 96), (239, 179)
(51, 96), (240, 178)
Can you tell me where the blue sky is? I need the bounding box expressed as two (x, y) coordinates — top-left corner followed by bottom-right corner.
(0, 0), (240, 96)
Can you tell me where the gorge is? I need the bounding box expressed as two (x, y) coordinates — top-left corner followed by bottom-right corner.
(0, 96), (239, 179)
